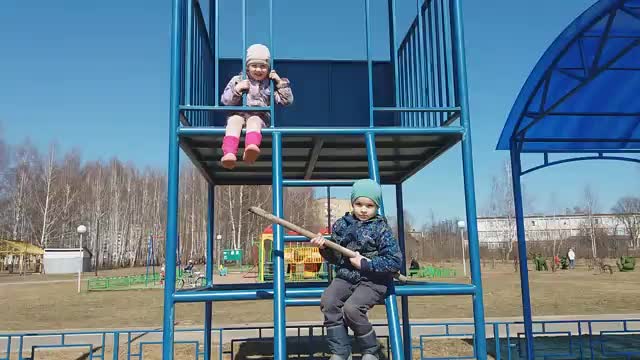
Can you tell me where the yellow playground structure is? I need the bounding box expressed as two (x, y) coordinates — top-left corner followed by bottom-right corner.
(258, 226), (329, 282)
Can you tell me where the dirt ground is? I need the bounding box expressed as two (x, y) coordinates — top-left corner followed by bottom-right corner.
(1, 260), (637, 332)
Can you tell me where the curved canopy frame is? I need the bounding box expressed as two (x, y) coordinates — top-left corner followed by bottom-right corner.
(496, 0), (640, 358)
(498, 0), (640, 153)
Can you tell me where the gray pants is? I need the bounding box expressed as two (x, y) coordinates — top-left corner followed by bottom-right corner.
(320, 277), (388, 336)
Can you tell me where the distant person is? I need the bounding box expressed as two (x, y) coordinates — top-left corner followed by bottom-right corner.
(568, 248), (576, 269)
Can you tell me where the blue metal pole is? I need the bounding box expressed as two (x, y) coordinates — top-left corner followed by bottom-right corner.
(214, 0), (219, 107)
(396, 184), (412, 360)
(364, 0), (374, 127)
(408, 29), (416, 127)
(510, 146), (535, 359)
(427, 1), (436, 127)
(388, 0), (399, 125)
(163, 0), (184, 358)
(112, 332), (119, 360)
(185, 0), (193, 107)
(365, 132), (404, 360)
(415, 0), (427, 128)
(204, 185), (215, 360)
(450, 0), (487, 358)
(269, 0), (275, 128)
(272, 132), (287, 359)
(241, 0), (247, 106)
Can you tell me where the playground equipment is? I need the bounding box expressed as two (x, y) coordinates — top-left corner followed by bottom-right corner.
(87, 234), (161, 291)
(496, 0), (640, 356)
(163, 0), (488, 359)
(258, 224), (328, 282)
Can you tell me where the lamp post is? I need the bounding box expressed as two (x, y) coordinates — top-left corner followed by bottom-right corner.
(77, 225), (87, 293)
(457, 220), (467, 277)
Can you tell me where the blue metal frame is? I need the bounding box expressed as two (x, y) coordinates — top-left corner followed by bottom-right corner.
(164, 0), (488, 358)
(496, 1), (640, 358)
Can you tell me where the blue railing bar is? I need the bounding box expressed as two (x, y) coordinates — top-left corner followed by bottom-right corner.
(214, 0), (219, 107)
(365, 0), (374, 127)
(285, 298), (322, 307)
(522, 155), (640, 176)
(521, 137), (640, 142)
(434, 0), (444, 126)
(180, 105), (270, 112)
(178, 126), (465, 136)
(521, 149), (640, 154)
(173, 283), (477, 303)
(398, 49), (405, 126)
(283, 179), (356, 187)
(416, 0), (427, 128)
(407, 31), (416, 127)
(163, 0), (183, 358)
(185, 0), (193, 105)
(284, 235), (330, 242)
(445, 0), (455, 113)
(373, 106), (460, 112)
(388, 0), (399, 126)
(397, 18), (419, 53)
(112, 332), (119, 360)
(428, 0), (438, 126)
(193, 4), (214, 59)
(241, 0), (247, 107)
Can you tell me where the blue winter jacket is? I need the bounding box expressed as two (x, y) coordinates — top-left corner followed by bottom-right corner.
(320, 212), (403, 284)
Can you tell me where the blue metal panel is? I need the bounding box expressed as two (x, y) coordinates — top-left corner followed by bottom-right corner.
(210, 60), (397, 128)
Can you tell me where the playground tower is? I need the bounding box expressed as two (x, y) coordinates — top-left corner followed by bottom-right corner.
(164, 0), (488, 359)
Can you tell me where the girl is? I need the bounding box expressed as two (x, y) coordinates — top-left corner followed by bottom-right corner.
(220, 44), (293, 169)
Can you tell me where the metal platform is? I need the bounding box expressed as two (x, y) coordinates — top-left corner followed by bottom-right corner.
(179, 127), (462, 185)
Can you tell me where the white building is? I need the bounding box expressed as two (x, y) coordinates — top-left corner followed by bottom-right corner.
(43, 248), (92, 274)
(315, 197), (352, 226)
(477, 213), (632, 249)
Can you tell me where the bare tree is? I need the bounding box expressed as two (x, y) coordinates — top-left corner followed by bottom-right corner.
(612, 196), (640, 249)
(582, 185), (600, 259)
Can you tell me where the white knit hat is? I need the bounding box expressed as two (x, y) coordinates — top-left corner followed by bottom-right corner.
(246, 44), (271, 66)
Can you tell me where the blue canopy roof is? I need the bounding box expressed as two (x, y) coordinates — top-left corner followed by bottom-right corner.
(497, 0), (640, 152)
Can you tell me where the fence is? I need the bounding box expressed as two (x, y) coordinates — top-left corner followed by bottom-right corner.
(2, 319), (639, 359)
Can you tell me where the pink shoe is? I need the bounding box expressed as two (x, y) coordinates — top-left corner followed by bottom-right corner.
(221, 136), (240, 169)
(243, 144), (261, 164)
(221, 153), (237, 169)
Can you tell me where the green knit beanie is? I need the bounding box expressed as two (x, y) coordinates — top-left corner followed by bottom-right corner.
(350, 179), (382, 207)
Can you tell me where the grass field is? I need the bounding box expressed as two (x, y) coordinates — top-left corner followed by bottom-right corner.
(1, 260), (637, 332)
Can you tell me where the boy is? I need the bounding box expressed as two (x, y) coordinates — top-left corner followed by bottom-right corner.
(311, 179), (403, 360)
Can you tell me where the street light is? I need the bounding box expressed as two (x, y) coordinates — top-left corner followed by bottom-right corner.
(76, 225), (87, 293)
(457, 220), (467, 277)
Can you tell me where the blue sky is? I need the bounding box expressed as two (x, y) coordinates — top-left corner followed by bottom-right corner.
(0, 0), (637, 226)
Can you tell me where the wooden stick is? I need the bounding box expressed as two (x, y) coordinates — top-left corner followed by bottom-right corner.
(248, 206), (408, 282)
